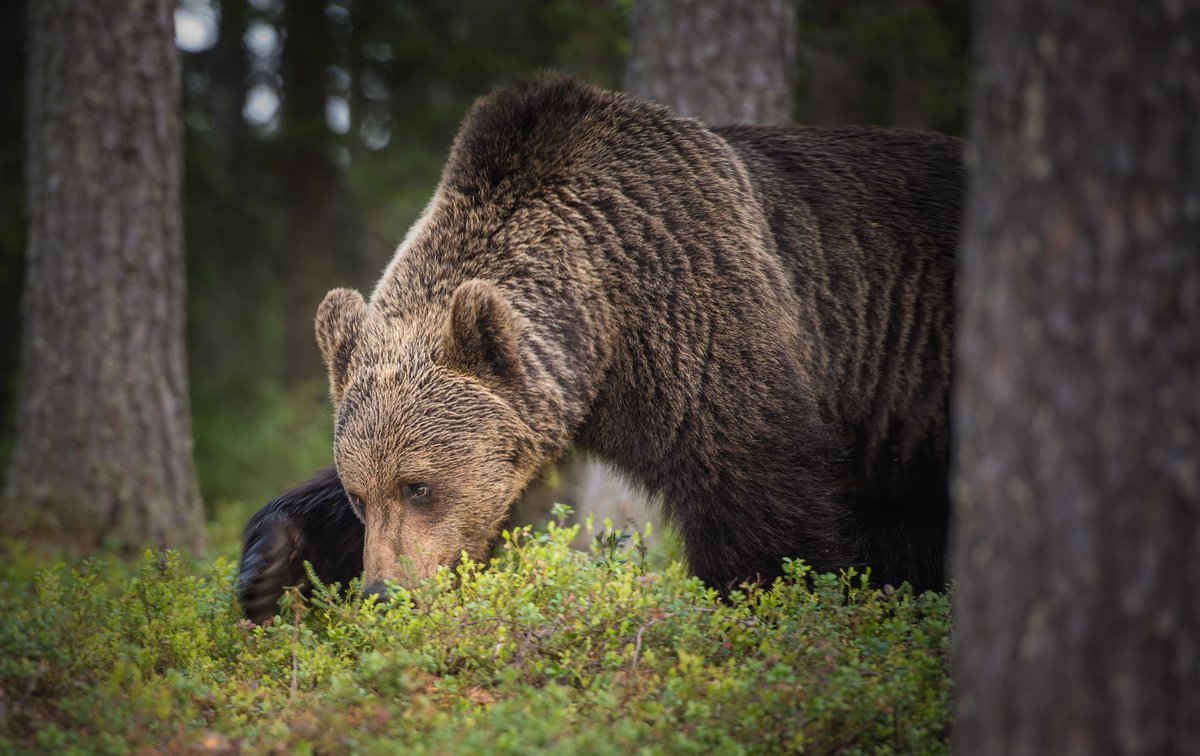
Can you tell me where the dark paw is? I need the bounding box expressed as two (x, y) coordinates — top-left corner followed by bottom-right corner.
(237, 520), (306, 625)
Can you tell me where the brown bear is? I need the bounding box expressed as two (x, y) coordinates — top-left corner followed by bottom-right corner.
(237, 77), (963, 624)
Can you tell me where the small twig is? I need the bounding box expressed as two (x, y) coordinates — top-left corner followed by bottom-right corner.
(630, 613), (674, 671)
(286, 587), (302, 707)
(629, 606), (720, 672)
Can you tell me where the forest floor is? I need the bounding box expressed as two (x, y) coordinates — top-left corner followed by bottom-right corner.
(0, 512), (950, 754)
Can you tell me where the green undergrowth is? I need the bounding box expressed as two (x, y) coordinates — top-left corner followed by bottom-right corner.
(0, 513), (951, 754)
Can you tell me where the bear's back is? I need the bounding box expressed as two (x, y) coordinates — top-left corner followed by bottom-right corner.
(718, 125), (963, 474)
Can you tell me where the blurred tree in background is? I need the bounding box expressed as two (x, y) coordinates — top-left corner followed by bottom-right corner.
(0, 0), (26, 472)
(0, 0), (970, 533)
(626, 0), (796, 125)
(277, 0), (361, 381)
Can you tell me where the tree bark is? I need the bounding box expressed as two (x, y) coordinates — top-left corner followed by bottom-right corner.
(5, 0), (204, 552)
(625, 0), (796, 125)
(952, 1), (1200, 753)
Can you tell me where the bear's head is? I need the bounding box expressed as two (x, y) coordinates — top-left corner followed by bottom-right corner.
(315, 280), (541, 597)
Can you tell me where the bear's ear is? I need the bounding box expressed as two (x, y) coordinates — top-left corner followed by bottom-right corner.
(441, 279), (525, 386)
(315, 288), (367, 403)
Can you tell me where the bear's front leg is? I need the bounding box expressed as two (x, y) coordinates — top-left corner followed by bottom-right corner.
(236, 466), (364, 624)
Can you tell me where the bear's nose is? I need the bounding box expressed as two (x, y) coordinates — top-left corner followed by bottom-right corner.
(362, 581), (389, 603)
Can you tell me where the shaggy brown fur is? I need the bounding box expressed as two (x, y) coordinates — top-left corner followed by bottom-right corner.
(237, 77), (962, 620)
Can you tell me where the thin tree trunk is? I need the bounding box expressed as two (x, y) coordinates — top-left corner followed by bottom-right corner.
(625, 0), (796, 125)
(210, 0), (250, 171)
(952, 1), (1200, 752)
(0, 0), (28, 472)
(280, 0), (342, 381)
(5, 0), (204, 553)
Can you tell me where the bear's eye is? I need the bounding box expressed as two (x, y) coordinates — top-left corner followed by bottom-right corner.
(406, 483), (432, 505)
(346, 492), (366, 520)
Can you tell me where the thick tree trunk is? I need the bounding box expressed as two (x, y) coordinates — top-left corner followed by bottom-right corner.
(5, 0), (204, 552)
(625, 0), (796, 125)
(952, 1), (1200, 753)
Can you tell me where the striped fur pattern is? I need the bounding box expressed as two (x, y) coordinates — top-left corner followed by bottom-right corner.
(241, 77), (963, 611)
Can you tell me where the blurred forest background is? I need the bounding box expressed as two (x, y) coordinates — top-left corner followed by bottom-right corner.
(0, 0), (968, 526)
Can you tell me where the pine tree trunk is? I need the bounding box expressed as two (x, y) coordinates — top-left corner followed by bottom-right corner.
(5, 0), (204, 553)
(952, 1), (1200, 752)
(625, 0), (796, 125)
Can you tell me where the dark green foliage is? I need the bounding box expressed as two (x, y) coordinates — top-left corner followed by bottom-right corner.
(191, 380), (333, 510)
(796, 0), (970, 134)
(0, 518), (950, 753)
